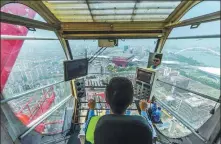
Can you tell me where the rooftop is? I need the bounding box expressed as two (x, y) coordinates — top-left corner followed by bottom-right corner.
(185, 97), (206, 107)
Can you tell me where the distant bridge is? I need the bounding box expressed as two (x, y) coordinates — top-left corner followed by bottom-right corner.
(174, 47), (220, 56)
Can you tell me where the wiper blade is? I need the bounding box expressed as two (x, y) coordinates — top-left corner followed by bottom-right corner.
(88, 47), (104, 61)
(89, 47), (107, 63)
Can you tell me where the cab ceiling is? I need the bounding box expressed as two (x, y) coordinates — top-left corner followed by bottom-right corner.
(43, 1), (181, 22)
(42, 0), (201, 39)
(1, 0), (204, 39)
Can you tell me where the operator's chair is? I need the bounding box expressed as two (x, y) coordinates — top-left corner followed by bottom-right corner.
(94, 114), (153, 144)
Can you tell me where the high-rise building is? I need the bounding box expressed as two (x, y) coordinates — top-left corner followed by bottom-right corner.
(163, 67), (171, 76)
(170, 76), (190, 94)
(124, 45), (129, 52)
(169, 71), (180, 77)
(177, 96), (213, 128)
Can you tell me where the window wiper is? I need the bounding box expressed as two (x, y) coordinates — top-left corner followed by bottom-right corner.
(88, 47), (107, 63)
(88, 47), (104, 61)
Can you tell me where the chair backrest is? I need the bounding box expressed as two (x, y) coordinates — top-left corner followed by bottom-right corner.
(95, 114), (153, 144)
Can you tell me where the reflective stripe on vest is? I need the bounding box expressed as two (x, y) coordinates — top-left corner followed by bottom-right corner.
(86, 116), (102, 144)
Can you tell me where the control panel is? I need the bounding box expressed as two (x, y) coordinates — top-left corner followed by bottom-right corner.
(134, 68), (157, 101)
(74, 78), (86, 98)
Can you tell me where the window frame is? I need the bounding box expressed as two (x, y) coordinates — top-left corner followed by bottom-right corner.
(0, 2), (74, 137)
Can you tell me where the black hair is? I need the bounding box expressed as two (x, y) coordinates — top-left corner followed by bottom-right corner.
(154, 54), (162, 60)
(151, 96), (156, 103)
(105, 77), (133, 114)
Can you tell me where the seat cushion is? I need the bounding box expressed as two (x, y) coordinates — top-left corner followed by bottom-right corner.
(95, 114), (153, 144)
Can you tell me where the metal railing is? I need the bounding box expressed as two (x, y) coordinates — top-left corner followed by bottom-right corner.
(154, 78), (221, 142)
(167, 34), (221, 40)
(157, 79), (220, 103)
(1, 35), (59, 40)
(78, 108), (138, 111)
(1, 80), (65, 104)
(19, 95), (73, 139)
(156, 96), (207, 142)
(79, 101), (136, 103)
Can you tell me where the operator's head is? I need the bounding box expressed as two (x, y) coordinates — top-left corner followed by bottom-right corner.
(153, 54), (161, 67)
(105, 77), (133, 115)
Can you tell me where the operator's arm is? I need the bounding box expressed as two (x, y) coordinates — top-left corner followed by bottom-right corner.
(140, 100), (157, 138)
(141, 110), (157, 138)
(83, 99), (96, 133)
(88, 109), (95, 120)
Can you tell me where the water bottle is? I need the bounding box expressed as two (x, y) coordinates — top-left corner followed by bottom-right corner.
(125, 109), (131, 115)
(106, 104), (110, 115)
(151, 102), (157, 114)
(153, 107), (161, 123)
(106, 109), (110, 115)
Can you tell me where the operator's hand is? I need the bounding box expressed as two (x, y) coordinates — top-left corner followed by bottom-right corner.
(88, 99), (96, 110)
(139, 100), (148, 111)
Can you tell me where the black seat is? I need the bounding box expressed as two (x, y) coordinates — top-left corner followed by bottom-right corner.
(95, 114), (153, 144)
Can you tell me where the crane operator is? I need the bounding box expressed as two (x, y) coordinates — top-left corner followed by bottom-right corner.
(80, 77), (157, 144)
(149, 54), (162, 70)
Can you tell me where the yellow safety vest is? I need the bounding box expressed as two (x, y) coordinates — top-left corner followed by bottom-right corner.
(85, 116), (102, 144)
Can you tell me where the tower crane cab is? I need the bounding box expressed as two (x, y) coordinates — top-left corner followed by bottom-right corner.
(0, 1), (220, 144)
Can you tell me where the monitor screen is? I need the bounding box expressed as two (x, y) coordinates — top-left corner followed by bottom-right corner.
(137, 69), (153, 83)
(64, 58), (88, 81)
